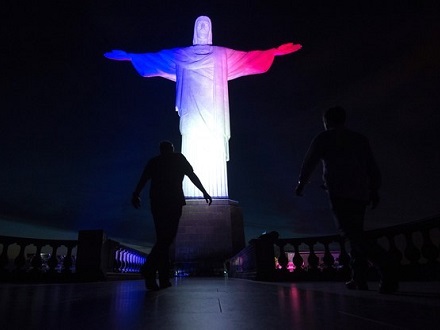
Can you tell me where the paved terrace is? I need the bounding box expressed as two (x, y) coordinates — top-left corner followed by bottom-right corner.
(1, 278), (439, 329)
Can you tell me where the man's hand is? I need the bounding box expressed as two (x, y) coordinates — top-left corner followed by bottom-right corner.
(295, 182), (305, 196)
(274, 43), (302, 56)
(131, 194), (141, 209)
(369, 190), (380, 209)
(204, 192), (212, 206)
(104, 50), (131, 61)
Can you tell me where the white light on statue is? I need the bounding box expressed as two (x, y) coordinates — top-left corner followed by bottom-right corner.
(104, 16), (302, 198)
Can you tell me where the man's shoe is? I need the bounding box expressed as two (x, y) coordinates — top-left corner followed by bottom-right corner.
(379, 261), (399, 294)
(378, 279), (398, 294)
(145, 278), (160, 291)
(140, 263), (149, 278)
(345, 279), (368, 291)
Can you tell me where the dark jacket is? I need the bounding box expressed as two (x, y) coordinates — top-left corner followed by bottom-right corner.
(143, 153), (193, 205)
(299, 127), (381, 201)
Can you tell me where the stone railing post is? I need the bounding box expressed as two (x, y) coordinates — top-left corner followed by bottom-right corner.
(76, 230), (109, 280)
(253, 234), (277, 281)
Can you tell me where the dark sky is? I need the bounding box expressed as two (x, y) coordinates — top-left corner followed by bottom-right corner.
(1, 1), (440, 250)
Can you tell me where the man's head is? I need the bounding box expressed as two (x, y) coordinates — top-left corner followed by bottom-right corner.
(159, 140), (174, 154)
(323, 106), (346, 130)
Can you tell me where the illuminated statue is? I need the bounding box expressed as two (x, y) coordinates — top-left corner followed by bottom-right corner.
(105, 16), (301, 198)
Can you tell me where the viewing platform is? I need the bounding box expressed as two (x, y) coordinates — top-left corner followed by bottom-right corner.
(1, 277), (439, 329)
(1, 215), (439, 328)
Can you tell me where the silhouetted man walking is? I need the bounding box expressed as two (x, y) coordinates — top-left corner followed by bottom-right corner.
(132, 141), (212, 290)
(295, 106), (398, 293)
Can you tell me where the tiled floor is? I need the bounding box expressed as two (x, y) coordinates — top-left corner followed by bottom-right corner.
(1, 278), (439, 329)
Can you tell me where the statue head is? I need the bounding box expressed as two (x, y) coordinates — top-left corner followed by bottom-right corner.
(193, 16), (212, 45)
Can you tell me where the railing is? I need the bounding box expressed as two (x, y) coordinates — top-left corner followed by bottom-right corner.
(106, 239), (147, 277)
(227, 215), (440, 282)
(3, 216), (438, 283)
(0, 230), (148, 282)
(0, 235), (78, 282)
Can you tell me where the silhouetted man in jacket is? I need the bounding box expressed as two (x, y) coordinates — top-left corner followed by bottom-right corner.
(132, 141), (212, 290)
(296, 106), (398, 293)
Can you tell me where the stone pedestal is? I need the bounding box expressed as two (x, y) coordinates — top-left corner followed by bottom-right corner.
(172, 199), (245, 276)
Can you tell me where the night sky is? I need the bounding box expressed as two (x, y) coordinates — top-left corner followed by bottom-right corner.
(1, 1), (440, 251)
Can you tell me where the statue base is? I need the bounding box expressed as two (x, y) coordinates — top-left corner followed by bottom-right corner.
(171, 199), (245, 276)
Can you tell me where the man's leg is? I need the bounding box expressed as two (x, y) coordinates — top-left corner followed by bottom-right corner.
(152, 203), (182, 289)
(331, 198), (369, 290)
(141, 244), (160, 290)
(331, 198), (399, 293)
(141, 208), (163, 291)
(366, 240), (400, 293)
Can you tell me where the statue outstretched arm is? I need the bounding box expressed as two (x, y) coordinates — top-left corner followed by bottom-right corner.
(273, 43), (302, 56)
(104, 50), (131, 61)
(226, 42), (302, 80)
(104, 48), (177, 80)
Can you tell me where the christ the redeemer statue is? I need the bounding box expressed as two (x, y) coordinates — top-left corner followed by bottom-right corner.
(105, 16), (301, 198)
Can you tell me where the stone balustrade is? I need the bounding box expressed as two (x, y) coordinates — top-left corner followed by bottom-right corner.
(227, 215), (440, 282)
(2, 216), (438, 283)
(107, 239), (147, 275)
(0, 230), (147, 282)
(0, 235), (78, 281)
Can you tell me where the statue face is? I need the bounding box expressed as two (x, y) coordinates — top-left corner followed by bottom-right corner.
(196, 19), (210, 43)
(193, 16), (212, 45)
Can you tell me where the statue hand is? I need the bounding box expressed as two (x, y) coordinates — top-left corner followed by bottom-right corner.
(104, 50), (131, 61)
(274, 43), (302, 56)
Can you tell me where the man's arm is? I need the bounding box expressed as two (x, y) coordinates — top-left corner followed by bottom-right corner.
(365, 141), (382, 209)
(131, 166), (151, 209)
(295, 138), (321, 196)
(186, 172), (212, 205)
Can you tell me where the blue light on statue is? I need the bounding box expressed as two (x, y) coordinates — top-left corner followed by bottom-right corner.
(105, 16), (301, 198)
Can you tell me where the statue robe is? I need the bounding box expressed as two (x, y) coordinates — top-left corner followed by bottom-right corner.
(130, 45), (277, 198)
